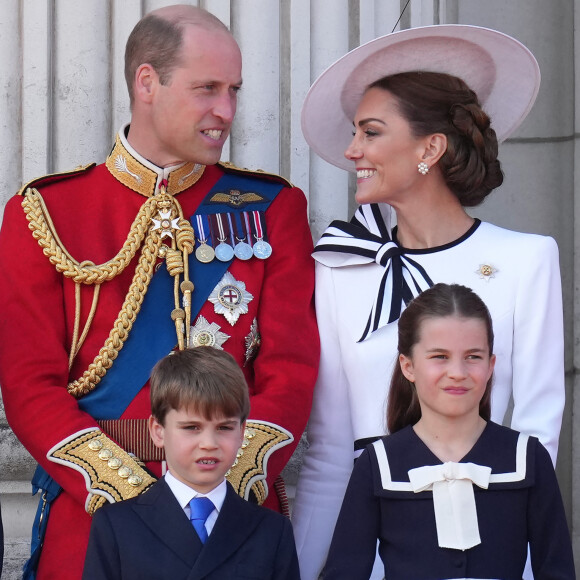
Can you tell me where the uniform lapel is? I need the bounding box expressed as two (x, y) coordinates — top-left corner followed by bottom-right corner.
(131, 479), (203, 568)
(187, 483), (265, 579)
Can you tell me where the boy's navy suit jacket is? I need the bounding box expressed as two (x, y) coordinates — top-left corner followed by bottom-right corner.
(82, 478), (301, 579)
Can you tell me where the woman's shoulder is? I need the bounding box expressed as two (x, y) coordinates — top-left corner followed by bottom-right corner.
(470, 223), (560, 276)
(477, 221), (558, 251)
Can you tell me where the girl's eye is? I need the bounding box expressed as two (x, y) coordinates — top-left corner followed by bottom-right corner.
(364, 129), (379, 137)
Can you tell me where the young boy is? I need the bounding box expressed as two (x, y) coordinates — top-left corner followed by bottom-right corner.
(82, 347), (301, 579)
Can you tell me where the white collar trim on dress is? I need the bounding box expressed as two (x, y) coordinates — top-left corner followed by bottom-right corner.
(372, 432), (529, 491)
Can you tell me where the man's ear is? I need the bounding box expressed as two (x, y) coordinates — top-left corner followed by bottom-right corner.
(134, 63), (158, 105)
(148, 414), (165, 449)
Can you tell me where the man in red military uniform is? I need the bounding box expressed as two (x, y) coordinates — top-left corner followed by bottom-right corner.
(0, 5), (318, 579)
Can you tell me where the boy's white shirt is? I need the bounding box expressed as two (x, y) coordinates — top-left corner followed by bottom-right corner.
(164, 471), (227, 536)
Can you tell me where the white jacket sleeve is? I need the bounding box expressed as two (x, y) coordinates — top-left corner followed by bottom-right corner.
(509, 235), (564, 465)
(292, 263), (356, 580)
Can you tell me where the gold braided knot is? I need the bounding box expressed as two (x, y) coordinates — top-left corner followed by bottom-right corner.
(22, 188), (159, 284)
(175, 218), (195, 253)
(165, 248), (184, 276)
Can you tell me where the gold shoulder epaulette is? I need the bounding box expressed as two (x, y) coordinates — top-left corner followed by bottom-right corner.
(17, 163), (96, 196)
(218, 161), (293, 188)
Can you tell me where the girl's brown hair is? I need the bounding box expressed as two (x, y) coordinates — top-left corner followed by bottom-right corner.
(387, 283), (494, 433)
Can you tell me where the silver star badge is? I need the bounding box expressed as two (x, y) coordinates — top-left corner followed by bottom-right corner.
(208, 271), (254, 326)
(475, 263), (498, 281)
(189, 315), (230, 349)
(152, 209), (181, 239)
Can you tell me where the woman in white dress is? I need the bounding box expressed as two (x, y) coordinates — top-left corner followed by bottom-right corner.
(292, 25), (564, 580)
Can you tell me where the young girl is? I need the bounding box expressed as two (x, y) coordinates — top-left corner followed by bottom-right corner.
(322, 284), (574, 580)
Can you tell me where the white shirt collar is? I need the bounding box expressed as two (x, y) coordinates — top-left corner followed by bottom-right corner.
(119, 123), (187, 179)
(164, 471), (228, 512)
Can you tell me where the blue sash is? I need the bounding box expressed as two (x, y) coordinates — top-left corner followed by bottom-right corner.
(78, 172), (283, 419)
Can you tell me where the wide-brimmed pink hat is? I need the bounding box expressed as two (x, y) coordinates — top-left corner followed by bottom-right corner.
(301, 24), (540, 172)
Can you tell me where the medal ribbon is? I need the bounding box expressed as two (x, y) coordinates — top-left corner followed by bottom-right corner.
(195, 214), (211, 244)
(252, 210), (266, 241)
(226, 214), (236, 246)
(232, 212), (247, 242)
(215, 213), (228, 242)
(242, 212), (254, 248)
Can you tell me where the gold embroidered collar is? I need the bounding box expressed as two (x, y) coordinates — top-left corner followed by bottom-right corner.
(105, 125), (205, 197)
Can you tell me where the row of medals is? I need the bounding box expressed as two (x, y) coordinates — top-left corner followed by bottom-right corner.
(195, 236), (272, 263)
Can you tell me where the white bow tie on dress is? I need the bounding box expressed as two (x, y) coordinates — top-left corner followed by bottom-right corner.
(408, 462), (492, 551)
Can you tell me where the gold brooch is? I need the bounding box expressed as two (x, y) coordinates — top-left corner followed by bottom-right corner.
(475, 263), (498, 281)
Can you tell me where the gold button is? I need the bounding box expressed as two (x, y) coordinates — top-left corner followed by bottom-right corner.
(108, 457), (123, 470)
(98, 449), (113, 461)
(127, 475), (143, 487)
(118, 466), (133, 478)
(88, 439), (104, 451)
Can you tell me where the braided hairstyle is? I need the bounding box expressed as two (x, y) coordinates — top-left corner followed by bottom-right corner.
(369, 72), (504, 207)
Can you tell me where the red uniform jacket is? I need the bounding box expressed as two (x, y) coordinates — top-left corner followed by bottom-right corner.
(0, 134), (319, 579)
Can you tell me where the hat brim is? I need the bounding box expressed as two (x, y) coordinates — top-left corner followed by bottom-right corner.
(301, 25), (540, 172)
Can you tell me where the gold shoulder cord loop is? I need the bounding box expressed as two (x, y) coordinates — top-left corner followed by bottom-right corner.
(21, 186), (194, 397)
(22, 188), (158, 283)
(69, 262), (101, 368)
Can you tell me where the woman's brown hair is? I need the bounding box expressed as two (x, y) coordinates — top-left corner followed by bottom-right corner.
(369, 71), (504, 207)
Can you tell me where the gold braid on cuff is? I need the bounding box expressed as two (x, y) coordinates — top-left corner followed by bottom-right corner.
(47, 429), (156, 515)
(226, 420), (294, 504)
